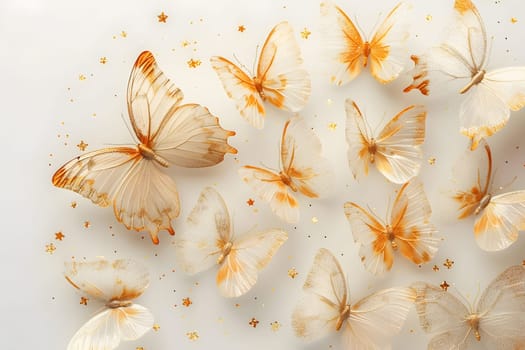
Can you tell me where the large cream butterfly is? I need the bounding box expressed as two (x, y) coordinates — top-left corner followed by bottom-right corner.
(210, 21), (311, 129)
(238, 117), (334, 224)
(64, 258), (153, 350)
(344, 180), (440, 275)
(404, 0), (525, 149)
(174, 187), (287, 297)
(52, 51), (237, 244)
(292, 248), (415, 349)
(320, 1), (410, 85)
(452, 139), (525, 251)
(345, 99), (426, 184)
(412, 265), (525, 349)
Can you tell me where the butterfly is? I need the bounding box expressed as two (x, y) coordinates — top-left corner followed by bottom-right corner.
(210, 21), (311, 129)
(320, 1), (410, 85)
(64, 258), (153, 350)
(412, 265), (525, 350)
(174, 187), (287, 297)
(452, 139), (525, 251)
(292, 248), (415, 349)
(403, 0), (525, 150)
(345, 99), (426, 184)
(238, 117), (334, 224)
(344, 180), (440, 275)
(52, 51), (237, 244)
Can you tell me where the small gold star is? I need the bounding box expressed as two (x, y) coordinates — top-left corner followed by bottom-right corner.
(186, 331), (199, 341)
(288, 268), (298, 279)
(187, 58), (202, 68)
(120, 30), (127, 38)
(238, 25), (246, 32)
(440, 281), (450, 291)
(425, 14), (432, 21)
(300, 27), (311, 39)
(511, 17), (518, 23)
(80, 296), (88, 305)
(270, 321), (281, 332)
(77, 140), (88, 151)
(71, 201), (77, 208)
(79, 74), (86, 81)
(152, 324), (160, 331)
(443, 258), (454, 269)
(328, 122), (337, 131)
(182, 297), (192, 307)
(158, 11), (168, 23)
(45, 243), (56, 254)
(428, 157), (436, 165)
(432, 265), (439, 272)
(181, 40), (190, 47)
(247, 198), (255, 206)
(311, 216), (319, 223)
(83, 221), (91, 228)
(248, 317), (259, 328)
(99, 57), (107, 64)
(55, 231), (65, 241)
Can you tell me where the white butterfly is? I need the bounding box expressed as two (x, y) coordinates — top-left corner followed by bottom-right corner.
(344, 180), (440, 275)
(174, 187), (287, 297)
(210, 21), (311, 129)
(238, 117), (334, 223)
(64, 258), (153, 350)
(452, 139), (525, 251)
(345, 99), (426, 184)
(320, 1), (410, 85)
(404, 0), (525, 149)
(292, 248), (415, 349)
(412, 265), (525, 349)
(52, 51), (237, 244)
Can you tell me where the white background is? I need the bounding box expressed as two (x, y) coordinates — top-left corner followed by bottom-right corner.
(1, 0), (525, 349)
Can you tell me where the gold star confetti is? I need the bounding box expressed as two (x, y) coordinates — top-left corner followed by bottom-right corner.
(45, 243), (56, 254)
(77, 140), (88, 151)
(158, 11), (168, 23)
(443, 258), (454, 269)
(425, 14), (432, 21)
(238, 25), (246, 32)
(311, 216), (319, 223)
(288, 268), (298, 279)
(182, 297), (192, 307)
(99, 57), (107, 64)
(328, 122), (337, 131)
(247, 198), (255, 206)
(71, 201), (77, 208)
(440, 281), (450, 291)
(300, 27), (311, 39)
(152, 324), (160, 331)
(120, 30), (127, 38)
(187, 58), (202, 68)
(248, 317), (259, 328)
(432, 265), (439, 272)
(270, 321), (281, 332)
(79, 74), (86, 81)
(84, 221), (91, 228)
(186, 331), (199, 341)
(55, 231), (65, 241)
(511, 17), (518, 23)
(181, 40), (190, 47)
(428, 157), (436, 165)
(80, 296), (88, 305)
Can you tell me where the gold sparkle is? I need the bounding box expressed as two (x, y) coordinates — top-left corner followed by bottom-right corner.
(78, 74), (86, 81)
(311, 216), (319, 223)
(152, 324), (160, 331)
(187, 58), (202, 68)
(182, 297), (192, 307)
(238, 25), (246, 32)
(186, 331), (199, 341)
(83, 221), (91, 228)
(80, 296), (88, 305)
(328, 122), (337, 131)
(99, 57), (107, 64)
(55, 232), (65, 241)
(77, 140), (88, 151)
(432, 265), (439, 272)
(248, 317), (259, 328)
(270, 321), (281, 332)
(425, 14), (432, 21)
(443, 258), (454, 269)
(288, 267), (299, 279)
(45, 243), (56, 254)
(181, 40), (190, 47)
(246, 198), (255, 206)
(440, 281), (450, 291)
(511, 17), (518, 23)
(300, 27), (311, 39)
(120, 30), (127, 38)
(158, 11), (168, 23)
(428, 157), (436, 165)
(71, 201), (77, 208)
(235, 303), (241, 308)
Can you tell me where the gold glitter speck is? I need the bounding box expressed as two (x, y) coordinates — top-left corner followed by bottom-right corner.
(425, 14), (432, 21)
(158, 12), (168, 23)
(120, 31), (127, 38)
(440, 281), (450, 291)
(182, 297), (192, 307)
(99, 57), (107, 64)
(80, 296), (88, 305)
(432, 265), (439, 272)
(511, 17), (518, 23)
(288, 268), (298, 279)
(187, 58), (202, 68)
(84, 221), (91, 228)
(45, 243), (56, 254)
(270, 321), (281, 331)
(247, 198), (255, 206)
(428, 157), (436, 165)
(238, 25), (246, 32)
(311, 216), (318, 223)
(71, 201), (77, 208)
(77, 140), (88, 151)
(300, 28), (311, 39)
(55, 232), (65, 241)
(152, 324), (160, 331)
(249, 317), (259, 328)
(328, 122), (337, 131)
(79, 74), (86, 81)
(186, 331), (199, 341)
(443, 258), (454, 269)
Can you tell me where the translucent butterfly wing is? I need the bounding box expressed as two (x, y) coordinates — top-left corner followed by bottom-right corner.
(292, 248), (348, 342)
(345, 100), (373, 180)
(343, 287), (415, 349)
(210, 56), (266, 129)
(175, 187), (232, 275)
(257, 21), (311, 113)
(217, 228), (287, 297)
(64, 259), (150, 302)
(67, 304), (154, 350)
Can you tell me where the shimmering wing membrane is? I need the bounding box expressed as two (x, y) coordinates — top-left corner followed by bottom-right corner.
(485, 68), (525, 112)
(344, 100), (373, 180)
(258, 21), (311, 112)
(292, 248), (347, 342)
(210, 56), (266, 129)
(175, 187), (232, 275)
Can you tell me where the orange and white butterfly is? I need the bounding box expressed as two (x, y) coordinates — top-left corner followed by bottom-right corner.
(174, 187), (287, 297)
(344, 180), (440, 275)
(404, 0), (525, 149)
(64, 258), (153, 350)
(52, 51), (237, 244)
(345, 99), (426, 184)
(412, 265), (525, 350)
(292, 248), (415, 349)
(238, 117), (334, 224)
(452, 139), (525, 251)
(320, 1), (410, 85)
(210, 21), (311, 129)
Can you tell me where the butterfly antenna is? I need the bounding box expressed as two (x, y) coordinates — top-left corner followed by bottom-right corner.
(496, 172), (517, 193)
(233, 53), (253, 76)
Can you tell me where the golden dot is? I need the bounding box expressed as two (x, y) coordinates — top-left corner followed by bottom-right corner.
(158, 11), (168, 23)
(78, 74), (86, 81)
(428, 157), (436, 165)
(71, 201), (77, 208)
(45, 243), (56, 254)
(186, 331), (199, 341)
(300, 28), (311, 39)
(328, 122), (337, 131)
(238, 25), (246, 32)
(152, 324), (161, 331)
(182, 297), (192, 307)
(120, 30), (127, 38)
(83, 221), (91, 228)
(270, 321), (281, 331)
(511, 17), (518, 23)
(425, 14), (432, 21)
(187, 58), (202, 68)
(311, 216), (319, 223)
(99, 57), (107, 64)
(79, 296), (88, 305)
(288, 267), (299, 279)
